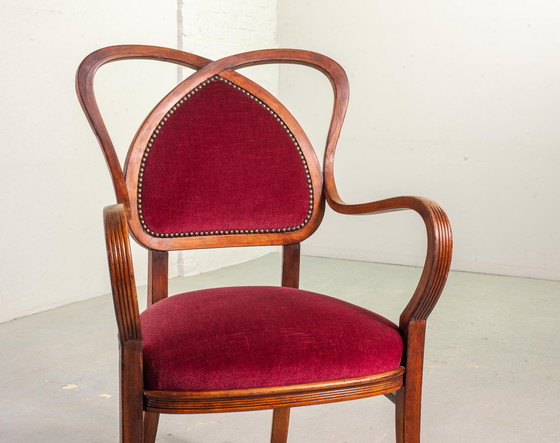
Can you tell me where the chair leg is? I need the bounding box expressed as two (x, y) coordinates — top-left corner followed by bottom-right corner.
(143, 412), (159, 443)
(120, 387), (143, 442)
(120, 342), (144, 443)
(395, 386), (421, 443)
(395, 321), (426, 443)
(270, 408), (290, 443)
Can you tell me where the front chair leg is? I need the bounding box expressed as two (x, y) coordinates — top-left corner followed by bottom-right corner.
(395, 386), (421, 443)
(396, 321), (426, 443)
(143, 412), (159, 443)
(270, 408), (290, 443)
(120, 342), (144, 443)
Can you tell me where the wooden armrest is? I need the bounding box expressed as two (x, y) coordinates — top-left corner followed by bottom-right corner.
(327, 195), (452, 328)
(103, 204), (142, 343)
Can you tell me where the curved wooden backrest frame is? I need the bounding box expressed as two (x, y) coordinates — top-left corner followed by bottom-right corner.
(76, 45), (213, 209)
(76, 45), (350, 251)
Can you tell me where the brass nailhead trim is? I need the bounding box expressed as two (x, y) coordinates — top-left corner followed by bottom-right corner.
(138, 75), (314, 238)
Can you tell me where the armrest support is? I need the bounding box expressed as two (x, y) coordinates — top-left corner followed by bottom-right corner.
(103, 204), (142, 343)
(327, 195), (452, 329)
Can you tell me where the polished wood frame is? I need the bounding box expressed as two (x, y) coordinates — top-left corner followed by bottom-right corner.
(78, 45), (452, 443)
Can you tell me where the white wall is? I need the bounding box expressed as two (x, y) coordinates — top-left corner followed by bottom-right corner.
(3, 0), (557, 323)
(0, 1), (178, 323)
(278, 0), (560, 280)
(0, 1), (280, 323)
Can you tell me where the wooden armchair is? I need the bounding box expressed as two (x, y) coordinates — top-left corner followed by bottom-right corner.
(76, 45), (452, 443)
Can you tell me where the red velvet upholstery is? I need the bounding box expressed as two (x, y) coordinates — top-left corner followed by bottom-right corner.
(139, 78), (312, 236)
(141, 286), (403, 391)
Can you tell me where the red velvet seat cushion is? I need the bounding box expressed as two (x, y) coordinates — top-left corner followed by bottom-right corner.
(141, 286), (403, 391)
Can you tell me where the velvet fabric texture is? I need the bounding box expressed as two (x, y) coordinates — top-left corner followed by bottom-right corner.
(141, 286), (403, 391)
(140, 79), (311, 235)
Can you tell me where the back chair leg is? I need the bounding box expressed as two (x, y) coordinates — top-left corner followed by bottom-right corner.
(143, 412), (159, 443)
(270, 408), (291, 443)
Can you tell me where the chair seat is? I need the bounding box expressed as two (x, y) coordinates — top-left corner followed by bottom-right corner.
(141, 286), (403, 392)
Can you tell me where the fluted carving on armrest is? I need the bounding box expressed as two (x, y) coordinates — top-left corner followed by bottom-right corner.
(103, 204), (142, 343)
(326, 193), (452, 328)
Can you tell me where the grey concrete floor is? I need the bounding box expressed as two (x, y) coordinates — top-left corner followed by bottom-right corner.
(1, 253), (559, 442)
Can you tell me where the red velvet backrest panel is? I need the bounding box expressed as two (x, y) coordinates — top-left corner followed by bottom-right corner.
(124, 63), (325, 251)
(138, 77), (312, 237)
(77, 47), (349, 251)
